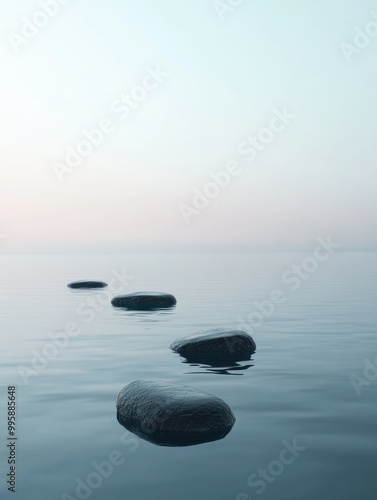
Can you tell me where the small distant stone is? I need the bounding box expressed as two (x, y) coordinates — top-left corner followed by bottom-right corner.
(116, 380), (235, 446)
(67, 281), (108, 289)
(170, 328), (256, 363)
(111, 291), (176, 310)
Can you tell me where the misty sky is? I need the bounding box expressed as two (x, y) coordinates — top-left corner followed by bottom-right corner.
(0, 0), (376, 252)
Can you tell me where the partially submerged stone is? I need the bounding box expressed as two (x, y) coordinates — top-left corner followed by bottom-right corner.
(116, 380), (235, 446)
(67, 281), (108, 289)
(111, 291), (176, 310)
(170, 328), (256, 363)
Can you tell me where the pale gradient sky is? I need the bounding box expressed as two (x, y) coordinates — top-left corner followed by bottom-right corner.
(0, 0), (376, 252)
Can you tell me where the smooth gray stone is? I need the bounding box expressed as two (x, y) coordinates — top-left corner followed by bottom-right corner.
(170, 328), (256, 363)
(116, 380), (235, 447)
(111, 291), (176, 310)
(67, 281), (108, 289)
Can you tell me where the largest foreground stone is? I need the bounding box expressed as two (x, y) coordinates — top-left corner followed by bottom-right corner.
(116, 380), (235, 447)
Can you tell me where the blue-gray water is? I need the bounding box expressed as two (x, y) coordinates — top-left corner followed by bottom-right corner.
(0, 252), (376, 500)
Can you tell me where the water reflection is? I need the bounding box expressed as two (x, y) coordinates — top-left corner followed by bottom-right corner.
(184, 359), (255, 375)
(112, 307), (176, 323)
(175, 350), (256, 375)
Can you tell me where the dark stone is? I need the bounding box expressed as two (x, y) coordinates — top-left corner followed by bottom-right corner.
(111, 291), (176, 310)
(170, 328), (256, 363)
(67, 281), (108, 289)
(116, 380), (235, 447)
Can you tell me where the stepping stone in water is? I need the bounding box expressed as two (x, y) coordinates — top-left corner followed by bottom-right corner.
(67, 281), (108, 289)
(170, 328), (256, 363)
(111, 291), (176, 310)
(116, 380), (235, 447)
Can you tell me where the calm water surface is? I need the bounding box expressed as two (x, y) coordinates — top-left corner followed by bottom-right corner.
(0, 252), (376, 500)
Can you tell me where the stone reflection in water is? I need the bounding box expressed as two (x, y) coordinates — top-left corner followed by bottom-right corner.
(185, 359), (254, 375)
